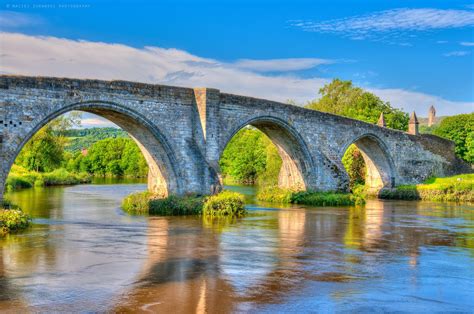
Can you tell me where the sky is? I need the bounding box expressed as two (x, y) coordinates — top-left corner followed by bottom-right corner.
(0, 0), (473, 127)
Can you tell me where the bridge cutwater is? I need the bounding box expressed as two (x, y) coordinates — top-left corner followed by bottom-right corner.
(0, 75), (470, 200)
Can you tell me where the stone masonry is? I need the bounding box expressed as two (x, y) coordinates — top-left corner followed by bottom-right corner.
(0, 75), (470, 200)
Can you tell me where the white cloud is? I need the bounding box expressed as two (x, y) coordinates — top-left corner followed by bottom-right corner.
(0, 32), (472, 116)
(233, 58), (333, 72)
(0, 11), (43, 29)
(460, 41), (474, 46)
(292, 8), (474, 41)
(368, 88), (473, 116)
(443, 50), (471, 57)
(436, 40), (449, 44)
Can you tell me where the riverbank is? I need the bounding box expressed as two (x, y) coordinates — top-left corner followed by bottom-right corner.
(380, 174), (474, 202)
(0, 200), (31, 237)
(122, 190), (246, 216)
(6, 165), (91, 191)
(257, 186), (366, 206)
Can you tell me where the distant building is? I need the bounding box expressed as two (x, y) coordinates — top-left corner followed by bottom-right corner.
(428, 105), (436, 127)
(409, 111), (419, 135)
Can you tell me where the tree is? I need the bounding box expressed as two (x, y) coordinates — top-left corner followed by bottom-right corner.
(306, 79), (409, 130)
(433, 113), (474, 163)
(16, 125), (64, 172)
(306, 79), (409, 188)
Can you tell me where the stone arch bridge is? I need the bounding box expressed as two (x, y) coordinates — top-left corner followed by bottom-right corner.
(0, 76), (469, 200)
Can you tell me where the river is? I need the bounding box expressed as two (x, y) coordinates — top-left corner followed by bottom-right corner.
(1, 181), (473, 312)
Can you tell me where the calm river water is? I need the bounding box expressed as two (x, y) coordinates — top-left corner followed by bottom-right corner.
(1, 181), (473, 312)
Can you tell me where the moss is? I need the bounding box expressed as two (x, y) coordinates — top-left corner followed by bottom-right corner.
(1, 201), (31, 237)
(202, 191), (246, 217)
(380, 174), (474, 203)
(149, 195), (204, 216)
(257, 186), (365, 206)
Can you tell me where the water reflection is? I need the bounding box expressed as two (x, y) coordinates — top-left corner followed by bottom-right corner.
(1, 184), (473, 312)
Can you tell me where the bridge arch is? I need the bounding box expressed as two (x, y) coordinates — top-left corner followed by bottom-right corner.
(2, 100), (182, 197)
(219, 116), (315, 190)
(341, 133), (396, 193)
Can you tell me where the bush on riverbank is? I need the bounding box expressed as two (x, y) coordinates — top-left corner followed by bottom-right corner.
(203, 191), (246, 217)
(1, 201), (31, 237)
(257, 186), (365, 206)
(6, 165), (91, 191)
(122, 190), (246, 216)
(380, 174), (474, 203)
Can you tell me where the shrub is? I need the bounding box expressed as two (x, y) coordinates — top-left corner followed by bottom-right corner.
(0, 202), (31, 237)
(203, 191), (246, 217)
(122, 191), (152, 214)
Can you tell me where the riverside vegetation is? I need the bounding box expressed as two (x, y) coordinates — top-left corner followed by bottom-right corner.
(122, 190), (246, 217)
(380, 174), (474, 203)
(0, 200), (31, 237)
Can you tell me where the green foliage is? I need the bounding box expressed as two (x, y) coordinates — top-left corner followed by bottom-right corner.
(16, 125), (65, 172)
(306, 79), (409, 131)
(433, 113), (474, 163)
(6, 165), (91, 191)
(122, 192), (204, 216)
(122, 190), (246, 217)
(202, 191), (246, 217)
(257, 187), (365, 206)
(67, 138), (148, 178)
(0, 204), (31, 237)
(342, 144), (366, 188)
(380, 174), (474, 202)
(220, 128), (282, 186)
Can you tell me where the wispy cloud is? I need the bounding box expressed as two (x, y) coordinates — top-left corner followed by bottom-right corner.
(0, 11), (44, 29)
(233, 58), (333, 72)
(436, 40), (448, 44)
(460, 41), (474, 46)
(0, 32), (472, 116)
(443, 50), (471, 57)
(291, 8), (474, 42)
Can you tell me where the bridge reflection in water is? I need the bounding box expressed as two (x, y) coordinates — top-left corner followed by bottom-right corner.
(1, 184), (473, 312)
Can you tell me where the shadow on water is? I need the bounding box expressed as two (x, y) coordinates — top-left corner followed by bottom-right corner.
(1, 183), (473, 312)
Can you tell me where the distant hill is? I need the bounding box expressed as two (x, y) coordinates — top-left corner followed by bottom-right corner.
(417, 116), (447, 126)
(64, 127), (129, 152)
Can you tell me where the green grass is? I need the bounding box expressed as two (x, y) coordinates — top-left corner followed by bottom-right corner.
(257, 186), (366, 206)
(380, 174), (474, 202)
(122, 190), (246, 216)
(1, 201), (31, 237)
(6, 165), (91, 191)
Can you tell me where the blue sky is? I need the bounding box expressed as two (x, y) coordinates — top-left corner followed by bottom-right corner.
(0, 0), (473, 126)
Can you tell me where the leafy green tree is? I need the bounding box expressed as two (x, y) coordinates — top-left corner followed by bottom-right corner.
(16, 125), (65, 172)
(433, 113), (474, 163)
(306, 79), (409, 130)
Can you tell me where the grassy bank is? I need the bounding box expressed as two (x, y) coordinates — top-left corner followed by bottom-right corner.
(1, 200), (31, 237)
(380, 174), (474, 203)
(6, 165), (91, 191)
(257, 186), (366, 206)
(122, 190), (246, 216)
